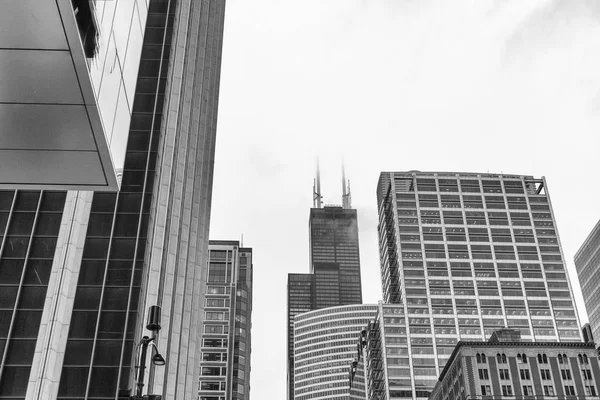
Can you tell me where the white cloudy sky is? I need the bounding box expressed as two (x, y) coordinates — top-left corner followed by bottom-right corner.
(209, 0), (600, 398)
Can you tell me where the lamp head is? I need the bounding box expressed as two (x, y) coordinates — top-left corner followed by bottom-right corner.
(146, 305), (161, 332)
(152, 353), (166, 366)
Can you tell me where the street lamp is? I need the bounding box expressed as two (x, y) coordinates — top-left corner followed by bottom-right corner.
(132, 306), (166, 400)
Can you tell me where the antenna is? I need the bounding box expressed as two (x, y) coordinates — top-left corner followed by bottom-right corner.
(342, 163), (351, 209)
(313, 158), (322, 208)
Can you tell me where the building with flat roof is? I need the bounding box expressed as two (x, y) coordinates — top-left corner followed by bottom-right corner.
(199, 242), (252, 400)
(429, 329), (600, 400)
(575, 220), (600, 346)
(374, 171), (583, 399)
(0, 0), (225, 398)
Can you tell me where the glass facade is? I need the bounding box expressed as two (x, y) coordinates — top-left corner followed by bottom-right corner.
(575, 220), (600, 344)
(199, 242), (253, 400)
(293, 305), (377, 400)
(287, 205), (364, 400)
(375, 171), (583, 399)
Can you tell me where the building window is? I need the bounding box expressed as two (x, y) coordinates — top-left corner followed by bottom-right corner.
(522, 386), (533, 396)
(520, 369), (531, 380)
(558, 353), (568, 364)
(564, 386), (575, 396)
(499, 369), (510, 380)
(476, 353), (487, 363)
(481, 385), (491, 395)
(479, 369), (489, 380)
(517, 353), (528, 363)
(543, 386), (554, 396)
(497, 353), (507, 364)
(585, 386), (597, 396)
(540, 369), (551, 380)
(582, 369), (593, 380)
(501, 385), (513, 396)
(579, 354), (590, 364)
(538, 353), (548, 364)
(561, 369), (572, 380)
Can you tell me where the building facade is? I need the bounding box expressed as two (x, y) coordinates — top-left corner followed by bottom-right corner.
(199, 241), (252, 400)
(0, 0), (225, 398)
(294, 304), (377, 400)
(287, 174), (364, 400)
(374, 171), (583, 398)
(575, 220), (600, 345)
(429, 330), (600, 400)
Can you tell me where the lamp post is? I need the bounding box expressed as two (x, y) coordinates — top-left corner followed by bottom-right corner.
(132, 306), (165, 400)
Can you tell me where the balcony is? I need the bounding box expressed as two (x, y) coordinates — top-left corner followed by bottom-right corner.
(0, 0), (124, 191)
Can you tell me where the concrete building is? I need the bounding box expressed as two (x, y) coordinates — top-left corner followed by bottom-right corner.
(287, 169), (363, 400)
(294, 304), (376, 400)
(429, 329), (600, 400)
(199, 242), (252, 400)
(374, 171), (583, 398)
(0, 0), (225, 398)
(575, 220), (600, 345)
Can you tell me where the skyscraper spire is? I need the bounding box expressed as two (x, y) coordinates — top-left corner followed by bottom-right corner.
(313, 158), (322, 208)
(342, 163), (351, 209)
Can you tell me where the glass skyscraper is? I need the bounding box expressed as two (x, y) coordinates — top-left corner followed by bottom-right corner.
(287, 201), (364, 400)
(0, 0), (225, 398)
(199, 241), (253, 400)
(575, 220), (600, 345)
(373, 171), (582, 399)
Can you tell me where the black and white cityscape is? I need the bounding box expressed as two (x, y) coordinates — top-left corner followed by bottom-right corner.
(0, 1), (600, 400)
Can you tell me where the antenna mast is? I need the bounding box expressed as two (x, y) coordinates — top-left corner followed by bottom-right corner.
(313, 158), (322, 208)
(342, 163), (351, 209)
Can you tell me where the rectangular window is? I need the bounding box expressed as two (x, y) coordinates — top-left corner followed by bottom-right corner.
(499, 369), (510, 380)
(564, 386), (575, 396)
(543, 386), (554, 396)
(522, 386), (533, 396)
(478, 369), (489, 380)
(520, 369), (530, 380)
(501, 385), (512, 396)
(540, 369), (551, 380)
(481, 385), (491, 395)
(561, 369), (572, 380)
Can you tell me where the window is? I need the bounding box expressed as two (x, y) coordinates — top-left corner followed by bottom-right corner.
(497, 353), (507, 364)
(522, 386), (533, 396)
(499, 369), (510, 380)
(582, 369), (593, 380)
(481, 385), (492, 395)
(538, 353), (548, 364)
(478, 369), (489, 380)
(585, 386), (597, 396)
(561, 369), (572, 380)
(520, 369), (531, 380)
(579, 353), (590, 364)
(543, 386), (554, 396)
(564, 386), (575, 396)
(540, 369), (551, 380)
(501, 385), (512, 396)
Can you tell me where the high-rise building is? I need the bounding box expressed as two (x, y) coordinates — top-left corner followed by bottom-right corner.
(429, 329), (600, 400)
(374, 171), (583, 399)
(287, 167), (363, 400)
(0, 0), (225, 398)
(293, 305), (376, 400)
(574, 220), (600, 344)
(199, 241), (252, 400)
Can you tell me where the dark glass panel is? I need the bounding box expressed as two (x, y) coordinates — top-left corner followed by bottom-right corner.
(88, 367), (118, 396)
(112, 214), (140, 237)
(105, 260), (135, 286)
(0, 366), (31, 396)
(129, 113), (153, 131)
(82, 238), (110, 259)
(0, 286), (18, 308)
(127, 131), (151, 151)
(136, 240), (146, 258)
(63, 340), (93, 366)
(97, 311), (126, 339)
(120, 171), (145, 192)
(87, 213), (114, 237)
(24, 259), (52, 285)
(12, 310), (42, 338)
(93, 340), (124, 366)
(29, 237), (58, 258)
(39, 191), (66, 211)
(7, 212), (35, 235)
(0, 339), (5, 361)
(110, 239), (136, 259)
(143, 194), (153, 212)
(4, 339), (36, 365)
(139, 215), (149, 239)
(125, 311), (137, 339)
(90, 193), (117, 213)
(0, 212), (8, 234)
(129, 287), (141, 311)
(35, 213), (63, 236)
(2, 236), (30, 258)
(58, 367), (89, 396)
(14, 191), (40, 211)
(101, 288), (130, 310)
(117, 193), (142, 213)
(0, 310), (13, 337)
(19, 286), (47, 309)
(0, 191), (15, 211)
(0, 259), (24, 284)
(78, 260), (107, 286)
(68, 311), (98, 338)
(74, 287), (102, 310)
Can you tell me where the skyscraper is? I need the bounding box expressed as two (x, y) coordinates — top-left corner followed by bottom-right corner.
(287, 168), (363, 400)
(574, 220), (600, 345)
(374, 171), (582, 399)
(0, 0), (225, 398)
(199, 241), (252, 400)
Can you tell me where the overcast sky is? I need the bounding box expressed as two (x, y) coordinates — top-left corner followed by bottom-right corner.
(209, 0), (600, 398)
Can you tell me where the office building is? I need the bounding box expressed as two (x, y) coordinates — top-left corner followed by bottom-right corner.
(429, 329), (600, 400)
(374, 171), (583, 398)
(287, 168), (363, 400)
(199, 241), (252, 400)
(582, 323), (594, 344)
(575, 220), (600, 345)
(0, 0), (225, 398)
(293, 304), (376, 400)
